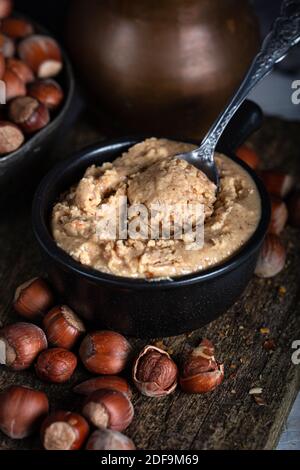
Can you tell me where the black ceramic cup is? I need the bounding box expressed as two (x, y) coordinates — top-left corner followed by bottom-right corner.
(32, 101), (270, 338)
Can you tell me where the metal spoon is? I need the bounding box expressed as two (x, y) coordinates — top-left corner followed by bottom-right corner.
(177, 0), (300, 188)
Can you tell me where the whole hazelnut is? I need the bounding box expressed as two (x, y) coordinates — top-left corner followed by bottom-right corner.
(79, 330), (131, 375)
(287, 191), (300, 227)
(13, 277), (54, 320)
(132, 345), (178, 397)
(18, 35), (63, 78)
(236, 145), (260, 170)
(1, 17), (34, 39)
(82, 389), (134, 432)
(0, 0), (13, 19)
(9, 96), (50, 134)
(43, 305), (85, 350)
(268, 197), (288, 235)
(180, 339), (224, 393)
(41, 411), (89, 450)
(0, 121), (24, 154)
(0, 33), (15, 58)
(261, 170), (295, 198)
(86, 429), (136, 451)
(255, 234), (286, 278)
(6, 58), (34, 84)
(74, 376), (132, 399)
(0, 322), (48, 370)
(35, 348), (77, 383)
(28, 79), (64, 110)
(0, 385), (49, 439)
(2, 68), (26, 100)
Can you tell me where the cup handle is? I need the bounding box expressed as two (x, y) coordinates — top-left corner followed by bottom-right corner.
(216, 99), (263, 153)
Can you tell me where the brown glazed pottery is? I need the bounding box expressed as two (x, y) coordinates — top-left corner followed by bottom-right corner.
(67, 0), (260, 138)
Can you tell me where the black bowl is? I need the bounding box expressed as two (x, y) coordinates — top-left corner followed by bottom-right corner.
(0, 15), (75, 201)
(32, 102), (270, 338)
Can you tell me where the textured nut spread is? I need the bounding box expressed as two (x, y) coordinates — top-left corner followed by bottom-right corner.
(52, 138), (261, 279)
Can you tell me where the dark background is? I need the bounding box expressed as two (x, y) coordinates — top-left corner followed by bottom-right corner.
(14, 0), (282, 42)
(14, 0), (70, 39)
(14, 0), (299, 75)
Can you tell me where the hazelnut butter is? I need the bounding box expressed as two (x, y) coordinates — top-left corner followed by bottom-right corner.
(52, 138), (261, 279)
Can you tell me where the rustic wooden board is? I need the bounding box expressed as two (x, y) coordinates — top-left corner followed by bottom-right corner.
(0, 116), (300, 450)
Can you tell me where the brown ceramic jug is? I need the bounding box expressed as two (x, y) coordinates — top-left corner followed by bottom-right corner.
(67, 0), (260, 138)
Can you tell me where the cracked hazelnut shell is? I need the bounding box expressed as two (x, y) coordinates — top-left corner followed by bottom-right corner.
(180, 339), (224, 393)
(132, 345), (178, 397)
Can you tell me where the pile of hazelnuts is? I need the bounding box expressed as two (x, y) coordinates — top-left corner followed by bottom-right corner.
(236, 145), (300, 279)
(0, 277), (224, 451)
(0, 0), (64, 156)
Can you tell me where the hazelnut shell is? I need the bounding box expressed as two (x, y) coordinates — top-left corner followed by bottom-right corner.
(0, 322), (48, 370)
(255, 234), (286, 278)
(35, 348), (77, 383)
(13, 277), (54, 320)
(1, 17), (34, 39)
(79, 330), (131, 375)
(82, 389), (134, 432)
(2, 68), (26, 100)
(0, 385), (49, 439)
(132, 345), (178, 397)
(43, 305), (85, 350)
(73, 376), (132, 398)
(18, 35), (62, 78)
(180, 339), (225, 393)
(0, 121), (24, 154)
(41, 411), (89, 450)
(28, 79), (64, 110)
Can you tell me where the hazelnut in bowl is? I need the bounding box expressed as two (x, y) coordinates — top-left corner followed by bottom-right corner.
(32, 101), (270, 338)
(0, 3), (75, 200)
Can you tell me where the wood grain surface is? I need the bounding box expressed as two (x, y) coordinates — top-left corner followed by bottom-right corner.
(0, 115), (300, 450)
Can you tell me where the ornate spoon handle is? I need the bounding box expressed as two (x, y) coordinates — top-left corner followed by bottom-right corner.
(196, 0), (300, 161)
